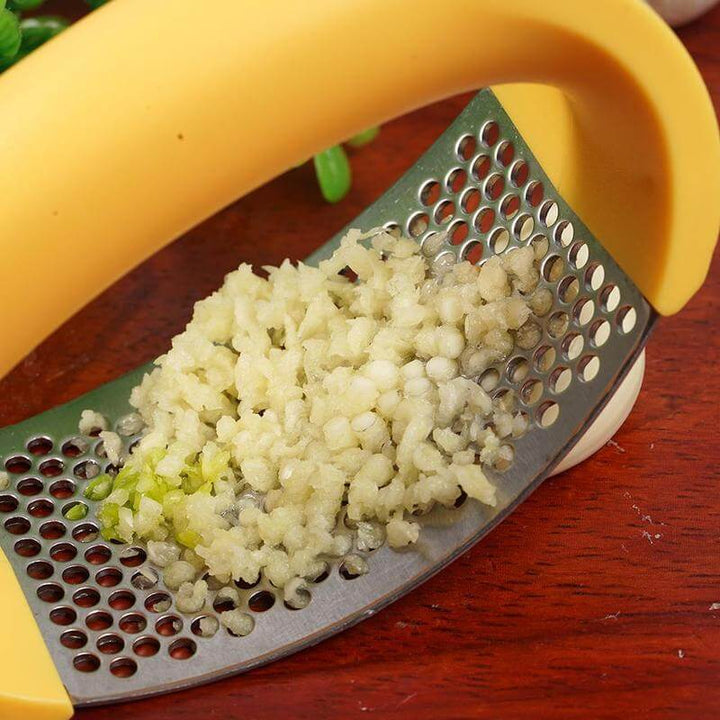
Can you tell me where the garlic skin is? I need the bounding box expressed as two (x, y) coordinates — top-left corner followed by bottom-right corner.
(646, 0), (719, 26)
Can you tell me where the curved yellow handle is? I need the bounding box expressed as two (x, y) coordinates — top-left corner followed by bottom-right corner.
(0, 0), (717, 383)
(0, 551), (73, 719)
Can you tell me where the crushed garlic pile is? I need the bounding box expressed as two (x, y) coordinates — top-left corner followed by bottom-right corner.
(89, 230), (540, 608)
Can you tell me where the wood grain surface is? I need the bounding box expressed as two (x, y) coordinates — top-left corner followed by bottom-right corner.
(2, 4), (719, 719)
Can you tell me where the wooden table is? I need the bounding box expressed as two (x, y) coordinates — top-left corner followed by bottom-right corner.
(2, 5), (719, 719)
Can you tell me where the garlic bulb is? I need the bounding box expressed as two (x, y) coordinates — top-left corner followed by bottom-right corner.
(646, 0), (719, 26)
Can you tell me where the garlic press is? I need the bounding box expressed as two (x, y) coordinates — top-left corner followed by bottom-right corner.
(0, 1), (717, 718)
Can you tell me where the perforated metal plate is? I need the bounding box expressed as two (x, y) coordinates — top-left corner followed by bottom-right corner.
(0, 89), (654, 707)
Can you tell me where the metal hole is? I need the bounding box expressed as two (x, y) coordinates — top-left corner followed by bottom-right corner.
(479, 368), (500, 392)
(558, 276), (580, 304)
(234, 576), (261, 590)
(50, 606), (77, 626)
(537, 401), (560, 428)
(448, 220), (468, 246)
(94, 441), (107, 459)
(563, 333), (585, 361)
(457, 134), (477, 161)
(97, 634), (125, 655)
(86, 611), (113, 631)
(507, 357), (530, 384)
(590, 319), (611, 347)
(213, 597), (237, 614)
(548, 311), (570, 339)
(62, 565), (90, 585)
(574, 298), (595, 326)
(61, 438), (89, 458)
(119, 613), (146, 634)
(569, 242), (589, 270)
(73, 587), (100, 608)
(133, 636), (160, 656)
(480, 121), (499, 147)
(248, 590), (276, 612)
(531, 234), (549, 260)
(62, 501), (88, 521)
(156, 615), (182, 636)
(61, 630), (87, 650)
(525, 180), (544, 207)
(191, 615), (220, 637)
(421, 231), (445, 257)
(542, 255), (565, 283)
(446, 168), (467, 194)
(550, 367), (572, 394)
(307, 564), (330, 584)
(470, 154), (491, 181)
(38, 459), (64, 478)
(493, 444), (515, 472)
(14, 538), (41, 557)
(513, 213), (534, 242)
(339, 560), (366, 580)
(74, 460), (100, 480)
(616, 306), (637, 334)
(17, 478), (43, 497)
(72, 523), (99, 543)
(27, 560), (54, 580)
(489, 228), (510, 254)
(515, 320), (542, 350)
(407, 212), (429, 238)
(28, 498), (54, 518)
(434, 199), (455, 225)
(169, 638), (196, 660)
(85, 545), (112, 565)
(520, 379), (544, 405)
(461, 187), (481, 213)
(484, 173), (504, 201)
(110, 657), (137, 678)
(27, 437), (53, 456)
(419, 180), (440, 206)
(49, 479), (75, 499)
(146, 593), (172, 614)
(579, 355), (601, 382)
(585, 262), (605, 291)
(495, 140), (514, 167)
(109, 590), (136, 611)
(601, 285), (621, 312)
(474, 207), (495, 234)
(5, 456), (31, 474)
(131, 568), (158, 590)
(73, 653), (100, 673)
(50, 543), (77, 563)
(554, 220), (574, 247)
(500, 194), (520, 220)
(383, 221), (401, 238)
(5, 516), (30, 535)
(538, 200), (559, 227)
(37, 583), (64, 603)
(510, 159), (529, 187)
(284, 587), (312, 611)
(96, 567), (123, 587)
(119, 547), (147, 567)
(534, 345), (556, 373)
(462, 242), (483, 265)
(0, 495), (19, 512)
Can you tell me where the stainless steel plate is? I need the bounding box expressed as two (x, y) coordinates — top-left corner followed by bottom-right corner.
(0, 89), (654, 706)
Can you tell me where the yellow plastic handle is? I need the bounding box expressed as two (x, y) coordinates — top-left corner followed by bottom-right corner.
(0, 551), (73, 719)
(0, 0), (717, 385)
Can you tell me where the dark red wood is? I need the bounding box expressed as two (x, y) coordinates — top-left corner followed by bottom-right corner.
(2, 5), (719, 719)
